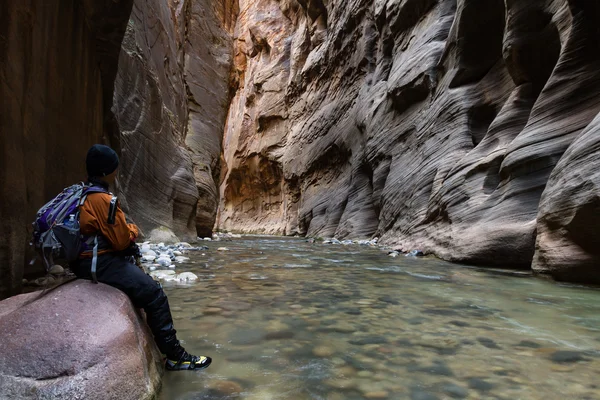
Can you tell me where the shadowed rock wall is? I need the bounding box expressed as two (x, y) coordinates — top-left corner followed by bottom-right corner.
(0, 0), (133, 299)
(112, 0), (237, 240)
(218, 0), (600, 282)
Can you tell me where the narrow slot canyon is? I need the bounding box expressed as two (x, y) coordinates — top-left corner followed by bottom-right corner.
(2, 0), (600, 398)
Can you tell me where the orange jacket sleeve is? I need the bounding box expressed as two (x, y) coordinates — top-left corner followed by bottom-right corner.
(79, 193), (139, 251)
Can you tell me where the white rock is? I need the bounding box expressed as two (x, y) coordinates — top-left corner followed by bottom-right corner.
(143, 249), (157, 257)
(148, 266), (157, 271)
(176, 242), (192, 248)
(176, 272), (198, 281)
(168, 264), (177, 269)
(173, 250), (183, 256)
(142, 254), (156, 262)
(217, 247), (229, 251)
(149, 270), (177, 280)
(157, 257), (172, 268)
(174, 256), (190, 263)
(203, 237), (212, 241)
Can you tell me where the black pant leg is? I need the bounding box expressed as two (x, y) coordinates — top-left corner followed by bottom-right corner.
(73, 254), (185, 359)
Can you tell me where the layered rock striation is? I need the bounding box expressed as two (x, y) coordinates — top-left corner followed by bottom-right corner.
(0, 0), (133, 299)
(218, 0), (600, 281)
(112, 0), (238, 240)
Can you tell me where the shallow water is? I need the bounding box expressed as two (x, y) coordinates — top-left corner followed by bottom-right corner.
(158, 236), (600, 400)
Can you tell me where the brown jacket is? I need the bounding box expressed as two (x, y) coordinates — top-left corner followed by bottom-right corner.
(79, 192), (139, 257)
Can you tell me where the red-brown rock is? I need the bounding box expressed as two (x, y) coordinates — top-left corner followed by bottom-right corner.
(0, 281), (163, 399)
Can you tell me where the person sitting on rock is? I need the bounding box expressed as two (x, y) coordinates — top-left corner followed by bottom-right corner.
(72, 144), (212, 371)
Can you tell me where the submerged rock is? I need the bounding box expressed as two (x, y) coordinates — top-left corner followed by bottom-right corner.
(0, 281), (162, 399)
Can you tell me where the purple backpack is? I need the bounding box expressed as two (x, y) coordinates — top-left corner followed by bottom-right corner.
(32, 183), (108, 274)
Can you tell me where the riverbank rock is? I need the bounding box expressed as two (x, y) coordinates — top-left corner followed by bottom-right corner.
(0, 281), (163, 399)
(147, 227), (181, 245)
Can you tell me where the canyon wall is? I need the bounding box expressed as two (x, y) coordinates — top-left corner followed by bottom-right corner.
(218, 0), (600, 282)
(0, 0), (133, 299)
(112, 0), (237, 240)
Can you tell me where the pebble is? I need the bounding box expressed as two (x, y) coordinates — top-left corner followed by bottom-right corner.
(335, 366), (357, 377)
(229, 328), (265, 345)
(218, 247), (229, 251)
(49, 265), (64, 276)
(467, 377), (494, 392)
(34, 276), (55, 286)
(173, 250), (183, 256)
(326, 379), (355, 390)
(157, 257), (172, 267)
(516, 340), (542, 349)
(265, 330), (295, 340)
(441, 383), (469, 399)
(141, 249), (157, 257)
(365, 391), (389, 399)
(209, 380), (243, 396)
(550, 351), (588, 364)
(477, 337), (501, 349)
(410, 388), (439, 400)
(176, 272), (198, 281)
(313, 346), (335, 357)
(358, 370), (375, 378)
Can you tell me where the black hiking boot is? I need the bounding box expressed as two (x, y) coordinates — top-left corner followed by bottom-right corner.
(165, 351), (212, 371)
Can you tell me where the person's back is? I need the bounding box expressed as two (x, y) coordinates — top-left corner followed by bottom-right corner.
(72, 144), (211, 371)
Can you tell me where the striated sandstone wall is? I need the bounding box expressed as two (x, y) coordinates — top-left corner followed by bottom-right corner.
(218, 0), (600, 282)
(0, 0), (133, 299)
(112, 0), (237, 240)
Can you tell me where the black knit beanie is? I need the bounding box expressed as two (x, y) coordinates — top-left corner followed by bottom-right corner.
(86, 144), (119, 177)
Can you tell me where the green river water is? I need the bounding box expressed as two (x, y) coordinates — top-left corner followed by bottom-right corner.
(158, 236), (600, 400)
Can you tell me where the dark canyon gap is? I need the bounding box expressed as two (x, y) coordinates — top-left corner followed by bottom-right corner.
(0, 0), (133, 298)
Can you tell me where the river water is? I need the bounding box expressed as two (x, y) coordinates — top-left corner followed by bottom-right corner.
(158, 236), (600, 400)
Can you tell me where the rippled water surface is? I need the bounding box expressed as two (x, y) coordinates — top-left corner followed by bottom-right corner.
(158, 236), (600, 400)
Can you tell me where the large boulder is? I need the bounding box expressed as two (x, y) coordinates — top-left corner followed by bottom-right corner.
(0, 281), (163, 400)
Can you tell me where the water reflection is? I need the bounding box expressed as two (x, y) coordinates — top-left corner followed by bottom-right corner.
(159, 236), (600, 400)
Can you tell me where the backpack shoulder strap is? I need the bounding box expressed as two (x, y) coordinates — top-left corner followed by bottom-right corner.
(107, 196), (118, 225)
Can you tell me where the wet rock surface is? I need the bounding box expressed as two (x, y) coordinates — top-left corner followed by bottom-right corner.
(158, 237), (600, 399)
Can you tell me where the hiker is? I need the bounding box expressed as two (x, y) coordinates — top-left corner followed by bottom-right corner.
(71, 144), (211, 371)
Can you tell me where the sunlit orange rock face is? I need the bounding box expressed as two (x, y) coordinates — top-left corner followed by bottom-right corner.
(217, 0), (600, 282)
